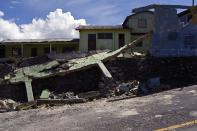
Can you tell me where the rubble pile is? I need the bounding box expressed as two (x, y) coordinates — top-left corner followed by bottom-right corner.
(0, 99), (18, 113)
(0, 63), (14, 79)
(115, 80), (140, 96)
(18, 56), (52, 67)
(0, 35), (197, 112)
(0, 56), (197, 104)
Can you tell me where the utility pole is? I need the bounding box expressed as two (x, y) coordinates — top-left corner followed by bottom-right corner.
(193, 0), (195, 6)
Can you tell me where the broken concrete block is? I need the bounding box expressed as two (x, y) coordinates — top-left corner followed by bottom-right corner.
(78, 91), (101, 100)
(40, 89), (51, 99)
(117, 80), (140, 95)
(0, 99), (17, 112)
(147, 77), (160, 88)
(118, 83), (130, 93)
(49, 92), (77, 99)
(0, 100), (8, 109)
(37, 98), (86, 105)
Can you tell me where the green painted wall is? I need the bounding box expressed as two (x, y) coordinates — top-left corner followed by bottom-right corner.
(79, 29), (131, 51)
(79, 29), (151, 53)
(4, 41), (79, 58)
(5, 44), (21, 58)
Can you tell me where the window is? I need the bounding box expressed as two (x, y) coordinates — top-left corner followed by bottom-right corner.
(138, 18), (147, 28)
(62, 47), (75, 53)
(52, 47), (57, 53)
(184, 34), (196, 48)
(168, 32), (178, 41)
(44, 47), (50, 54)
(98, 33), (113, 39)
(12, 48), (21, 56)
(31, 48), (37, 57)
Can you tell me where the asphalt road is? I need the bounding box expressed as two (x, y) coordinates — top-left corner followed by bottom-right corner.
(0, 85), (197, 131)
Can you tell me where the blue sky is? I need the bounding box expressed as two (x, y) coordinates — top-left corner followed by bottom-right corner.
(0, 0), (194, 25)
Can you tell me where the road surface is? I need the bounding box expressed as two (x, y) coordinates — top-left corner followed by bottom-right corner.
(0, 85), (197, 131)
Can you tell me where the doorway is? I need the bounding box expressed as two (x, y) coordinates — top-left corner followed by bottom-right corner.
(31, 48), (37, 57)
(0, 45), (5, 58)
(119, 34), (125, 48)
(88, 34), (96, 51)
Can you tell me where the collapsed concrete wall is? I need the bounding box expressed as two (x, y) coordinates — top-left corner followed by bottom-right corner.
(0, 67), (101, 102)
(0, 83), (27, 102)
(32, 67), (102, 100)
(0, 36), (197, 102)
(1, 57), (197, 102)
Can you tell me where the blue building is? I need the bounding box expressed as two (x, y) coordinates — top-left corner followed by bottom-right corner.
(133, 4), (197, 57)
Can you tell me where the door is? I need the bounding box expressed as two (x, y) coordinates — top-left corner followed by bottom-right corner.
(31, 48), (37, 57)
(88, 34), (96, 51)
(119, 34), (125, 48)
(0, 45), (5, 58)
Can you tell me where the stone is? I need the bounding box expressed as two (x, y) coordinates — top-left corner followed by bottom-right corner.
(40, 89), (51, 99)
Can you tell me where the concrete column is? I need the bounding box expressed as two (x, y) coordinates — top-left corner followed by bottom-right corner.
(24, 79), (34, 102)
(50, 43), (52, 54)
(113, 32), (116, 50)
(21, 44), (24, 57)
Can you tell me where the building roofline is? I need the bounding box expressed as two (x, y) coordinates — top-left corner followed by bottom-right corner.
(122, 11), (154, 28)
(0, 38), (79, 43)
(132, 4), (191, 13)
(76, 25), (128, 30)
(178, 5), (197, 17)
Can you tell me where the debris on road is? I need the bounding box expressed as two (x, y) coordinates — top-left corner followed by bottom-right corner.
(0, 99), (17, 113)
(116, 80), (140, 96)
(37, 98), (86, 105)
(78, 91), (101, 100)
(49, 92), (78, 99)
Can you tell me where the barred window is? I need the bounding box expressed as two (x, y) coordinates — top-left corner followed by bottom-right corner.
(98, 33), (113, 39)
(12, 48), (21, 56)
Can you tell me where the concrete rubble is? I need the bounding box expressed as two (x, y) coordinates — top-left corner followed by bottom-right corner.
(0, 34), (197, 112)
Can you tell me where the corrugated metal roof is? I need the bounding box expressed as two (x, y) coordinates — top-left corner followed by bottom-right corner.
(0, 38), (79, 43)
(76, 25), (125, 30)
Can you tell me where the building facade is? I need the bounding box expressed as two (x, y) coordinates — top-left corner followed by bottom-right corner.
(0, 39), (79, 59)
(76, 26), (131, 51)
(133, 4), (197, 57)
(123, 11), (154, 53)
(77, 11), (154, 53)
(0, 9), (155, 59)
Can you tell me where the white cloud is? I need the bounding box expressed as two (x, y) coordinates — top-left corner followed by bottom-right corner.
(0, 11), (4, 17)
(11, 0), (21, 4)
(0, 9), (86, 41)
